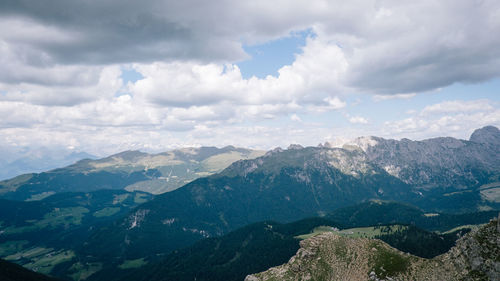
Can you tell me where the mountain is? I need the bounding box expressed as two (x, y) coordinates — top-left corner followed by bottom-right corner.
(87, 218), (340, 281)
(0, 147), (96, 181)
(3, 127), (499, 280)
(0, 258), (60, 281)
(470, 125), (500, 144)
(88, 216), (472, 281)
(79, 128), (499, 266)
(344, 126), (500, 211)
(247, 216), (500, 280)
(0, 146), (264, 201)
(83, 127), (500, 260)
(81, 146), (416, 261)
(0, 190), (153, 276)
(327, 200), (498, 231)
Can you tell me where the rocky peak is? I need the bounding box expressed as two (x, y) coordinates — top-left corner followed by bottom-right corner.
(247, 219), (500, 281)
(348, 136), (379, 152)
(470, 126), (500, 145)
(287, 144), (304, 150)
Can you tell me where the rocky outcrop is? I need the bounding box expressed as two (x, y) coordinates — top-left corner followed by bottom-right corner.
(347, 126), (500, 189)
(247, 215), (500, 281)
(470, 126), (500, 145)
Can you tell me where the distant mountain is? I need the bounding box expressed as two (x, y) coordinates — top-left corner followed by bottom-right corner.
(247, 217), (500, 280)
(0, 258), (60, 281)
(81, 146), (415, 260)
(0, 149), (96, 181)
(0, 146), (264, 201)
(3, 127), (499, 280)
(80, 127), (499, 265)
(346, 126), (500, 190)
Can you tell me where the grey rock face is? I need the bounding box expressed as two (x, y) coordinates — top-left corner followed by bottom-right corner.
(470, 126), (500, 145)
(349, 127), (500, 189)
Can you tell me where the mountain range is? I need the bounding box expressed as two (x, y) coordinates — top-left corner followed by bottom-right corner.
(0, 126), (499, 280)
(0, 146), (264, 201)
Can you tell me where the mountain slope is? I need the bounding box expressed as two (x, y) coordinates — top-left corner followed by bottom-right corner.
(82, 146), (415, 260)
(0, 190), (153, 276)
(89, 217), (473, 281)
(0, 146), (264, 200)
(247, 216), (500, 281)
(82, 126), (500, 263)
(327, 200), (498, 231)
(88, 218), (339, 281)
(0, 259), (60, 281)
(348, 126), (500, 190)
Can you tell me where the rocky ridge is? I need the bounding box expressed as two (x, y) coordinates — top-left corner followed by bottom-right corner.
(346, 126), (500, 189)
(247, 215), (500, 281)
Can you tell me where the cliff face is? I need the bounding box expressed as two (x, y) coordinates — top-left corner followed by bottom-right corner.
(247, 215), (500, 281)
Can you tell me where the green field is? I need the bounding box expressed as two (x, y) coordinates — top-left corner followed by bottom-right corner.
(134, 193), (149, 204)
(0, 240), (29, 256)
(36, 207), (89, 228)
(296, 225), (409, 240)
(118, 258), (148, 269)
(69, 262), (103, 281)
(93, 207), (121, 217)
(337, 225), (409, 238)
(295, 226), (338, 239)
(4, 246), (75, 275)
(113, 193), (129, 204)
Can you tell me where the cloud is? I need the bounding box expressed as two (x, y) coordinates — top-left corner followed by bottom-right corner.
(0, 66), (123, 106)
(349, 116), (369, 124)
(1, 0), (499, 97)
(421, 99), (494, 115)
(290, 114), (302, 122)
(373, 93), (416, 102)
(383, 99), (500, 139)
(130, 36), (348, 109)
(0, 1), (500, 159)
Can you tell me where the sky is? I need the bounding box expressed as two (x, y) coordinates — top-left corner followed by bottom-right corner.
(0, 0), (499, 159)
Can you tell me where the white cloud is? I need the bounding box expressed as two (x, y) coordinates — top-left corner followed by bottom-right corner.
(349, 116), (369, 124)
(290, 114), (302, 122)
(373, 93), (416, 102)
(421, 99), (494, 115)
(0, 1), (500, 160)
(130, 36), (348, 109)
(383, 99), (500, 140)
(0, 66), (122, 106)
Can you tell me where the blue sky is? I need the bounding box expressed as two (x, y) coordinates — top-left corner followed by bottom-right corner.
(0, 0), (499, 159)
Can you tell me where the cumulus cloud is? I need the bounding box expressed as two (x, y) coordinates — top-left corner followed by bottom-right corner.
(383, 99), (500, 139)
(373, 93), (416, 102)
(0, 0), (499, 158)
(420, 99), (494, 115)
(349, 116), (369, 124)
(1, 0), (499, 96)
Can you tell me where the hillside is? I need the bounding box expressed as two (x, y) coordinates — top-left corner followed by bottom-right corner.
(0, 190), (152, 277)
(247, 216), (500, 280)
(87, 218), (340, 281)
(0, 146), (264, 200)
(0, 258), (60, 281)
(328, 200), (498, 232)
(81, 128), (500, 264)
(81, 146), (416, 261)
(86, 216), (473, 281)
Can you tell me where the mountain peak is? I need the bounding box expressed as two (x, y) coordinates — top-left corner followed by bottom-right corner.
(470, 126), (500, 144)
(287, 144), (304, 150)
